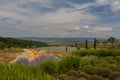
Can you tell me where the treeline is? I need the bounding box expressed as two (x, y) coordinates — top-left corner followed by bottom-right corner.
(74, 36), (120, 49)
(0, 37), (48, 49)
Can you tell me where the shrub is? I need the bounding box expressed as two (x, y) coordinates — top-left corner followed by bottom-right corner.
(48, 75), (56, 80)
(80, 56), (98, 68)
(115, 56), (120, 62)
(0, 42), (6, 50)
(58, 56), (80, 72)
(98, 68), (112, 78)
(72, 50), (120, 57)
(89, 75), (104, 80)
(109, 72), (120, 80)
(40, 59), (57, 74)
(78, 78), (87, 80)
(82, 65), (98, 75)
(104, 78), (110, 80)
(106, 64), (118, 71)
(116, 78), (120, 80)
(66, 70), (79, 77)
(69, 76), (78, 80)
(78, 71), (90, 79)
(58, 74), (69, 80)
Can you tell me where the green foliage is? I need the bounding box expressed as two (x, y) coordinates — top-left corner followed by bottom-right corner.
(78, 71), (90, 79)
(41, 60), (57, 74)
(0, 42), (6, 49)
(73, 49), (120, 57)
(69, 76), (77, 80)
(80, 56), (98, 67)
(58, 56), (81, 72)
(66, 70), (79, 77)
(58, 74), (69, 80)
(98, 68), (112, 78)
(109, 72), (120, 80)
(107, 36), (117, 47)
(0, 37), (48, 48)
(82, 65), (98, 75)
(0, 63), (50, 80)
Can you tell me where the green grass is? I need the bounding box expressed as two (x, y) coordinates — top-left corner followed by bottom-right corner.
(0, 63), (50, 80)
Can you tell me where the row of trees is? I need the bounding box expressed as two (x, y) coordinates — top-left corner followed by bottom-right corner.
(73, 36), (118, 50)
(85, 36), (118, 49)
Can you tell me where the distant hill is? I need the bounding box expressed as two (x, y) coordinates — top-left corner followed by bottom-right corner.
(0, 37), (48, 49)
(16, 37), (107, 42)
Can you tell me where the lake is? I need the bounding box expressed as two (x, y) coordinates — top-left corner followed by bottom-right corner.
(39, 46), (77, 50)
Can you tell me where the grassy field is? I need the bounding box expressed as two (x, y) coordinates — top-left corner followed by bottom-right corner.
(0, 49), (120, 80)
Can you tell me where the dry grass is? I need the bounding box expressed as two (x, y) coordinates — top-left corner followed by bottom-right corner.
(0, 48), (74, 63)
(0, 48), (23, 63)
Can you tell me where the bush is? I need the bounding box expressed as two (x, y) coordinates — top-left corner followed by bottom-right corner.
(106, 64), (118, 71)
(48, 75), (56, 80)
(0, 42), (6, 50)
(116, 78), (120, 80)
(78, 71), (90, 79)
(115, 56), (120, 62)
(78, 78), (87, 80)
(104, 78), (110, 80)
(109, 72), (120, 80)
(41, 60), (57, 74)
(80, 56), (98, 68)
(58, 74), (69, 80)
(82, 65), (98, 75)
(72, 50), (120, 57)
(69, 76), (78, 80)
(66, 70), (79, 77)
(89, 75), (104, 80)
(58, 56), (80, 72)
(98, 68), (112, 78)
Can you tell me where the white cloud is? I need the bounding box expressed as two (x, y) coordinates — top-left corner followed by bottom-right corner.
(44, 27), (49, 30)
(62, 33), (68, 36)
(111, 1), (120, 12)
(95, 0), (109, 6)
(38, 7), (97, 25)
(94, 27), (112, 32)
(67, 1), (94, 10)
(84, 25), (89, 28)
(68, 27), (80, 32)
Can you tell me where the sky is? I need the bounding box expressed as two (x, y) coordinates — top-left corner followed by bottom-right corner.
(0, 0), (120, 38)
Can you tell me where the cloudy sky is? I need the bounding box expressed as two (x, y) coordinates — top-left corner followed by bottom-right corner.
(0, 0), (120, 38)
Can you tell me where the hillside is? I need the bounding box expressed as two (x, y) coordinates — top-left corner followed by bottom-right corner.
(0, 37), (48, 49)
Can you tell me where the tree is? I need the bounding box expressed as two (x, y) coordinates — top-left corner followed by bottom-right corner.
(75, 42), (77, 47)
(0, 42), (6, 50)
(85, 39), (88, 49)
(94, 38), (97, 49)
(107, 36), (117, 47)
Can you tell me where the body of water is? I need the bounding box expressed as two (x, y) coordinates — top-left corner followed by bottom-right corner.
(39, 46), (77, 50)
